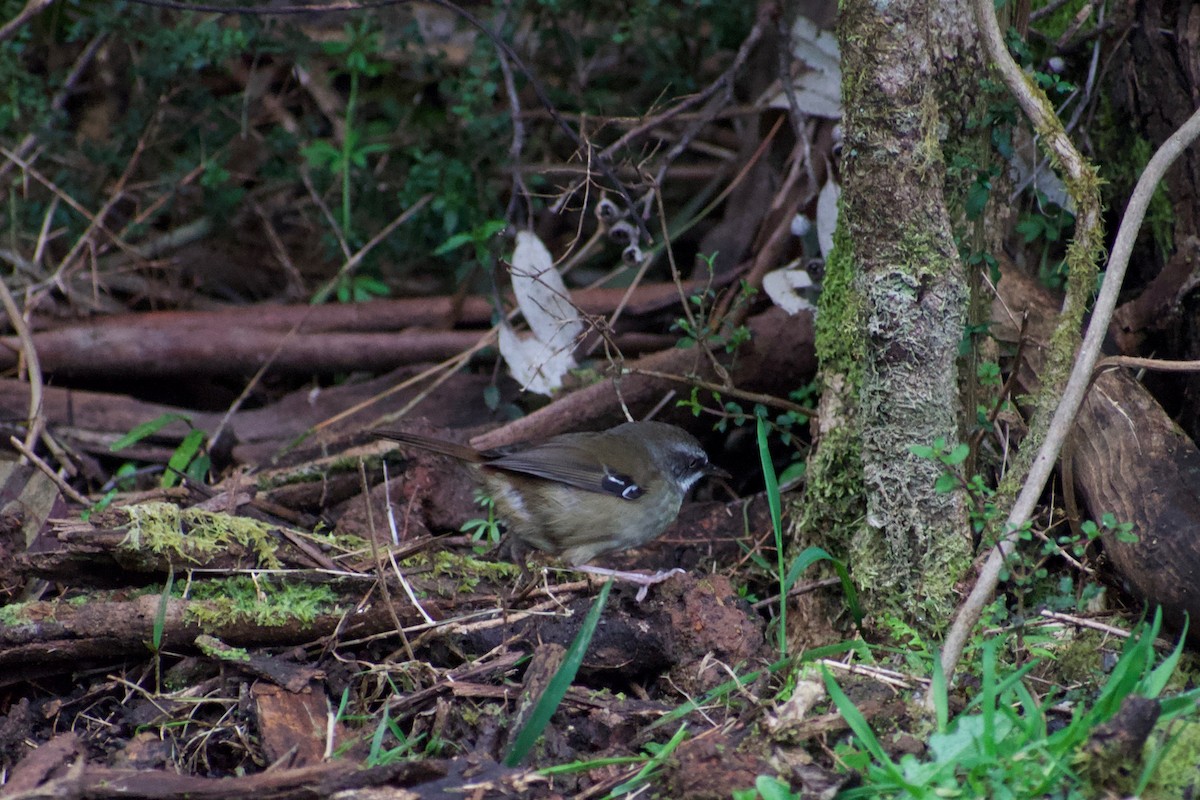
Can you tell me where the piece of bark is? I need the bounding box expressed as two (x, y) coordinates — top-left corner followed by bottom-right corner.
(0, 325), (670, 379)
(2, 748), (430, 800)
(1110, 237), (1200, 353)
(111, 731), (178, 771)
(0, 325), (491, 378)
(3, 732), (86, 795)
(1070, 368), (1200, 634)
(501, 643), (566, 757)
(201, 636), (324, 693)
(0, 281), (725, 379)
(0, 461), (70, 597)
(0, 461), (68, 549)
(1081, 695), (1160, 768)
(252, 681), (331, 767)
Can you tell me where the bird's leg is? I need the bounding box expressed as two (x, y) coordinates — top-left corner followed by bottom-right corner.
(570, 565), (686, 602)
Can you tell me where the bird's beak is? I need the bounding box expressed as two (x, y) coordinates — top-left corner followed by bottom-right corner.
(706, 464), (732, 480)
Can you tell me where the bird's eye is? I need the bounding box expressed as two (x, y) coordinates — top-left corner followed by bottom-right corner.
(688, 456), (704, 471)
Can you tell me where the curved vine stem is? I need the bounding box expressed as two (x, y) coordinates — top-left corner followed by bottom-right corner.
(936, 0), (1200, 687)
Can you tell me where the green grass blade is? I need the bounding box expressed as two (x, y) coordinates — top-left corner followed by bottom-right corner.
(757, 416), (783, 536)
(152, 568), (173, 653)
(368, 704), (389, 764)
(604, 723), (688, 798)
(503, 580), (612, 767)
(757, 416), (787, 655)
(782, 546), (863, 628)
(782, 546), (831, 592)
(980, 638), (997, 758)
(538, 756), (646, 776)
(110, 413), (192, 451)
(1142, 611), (1187, 698)
(645, 657), (791, 734)
(929, 647), (948, 731)
(823, 667), (913, 789)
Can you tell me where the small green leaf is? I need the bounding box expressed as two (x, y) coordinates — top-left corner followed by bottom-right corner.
(778, 460), (806, 486)
(301, 140), (341, 169)
(163, 428), (206, 488)
(483, 384), (501, 411)
(943, 443), (970, 465)
(433, 231), (477, 255)
(934, 473), (959, 493)
(152, 568), (174, 653)
(754, 775), (797, 800)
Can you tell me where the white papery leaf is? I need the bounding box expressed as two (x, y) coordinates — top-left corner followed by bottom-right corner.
(498, 322), (576, 396)
(509, 231), (583, 352)
(764, 15), (842, 120)
(790, 15), (839, 73)
(816, 179), (840, 259)
(768, 81), (843, 120)
(763, 264), (818, 316)
(500, 231), (582, 395)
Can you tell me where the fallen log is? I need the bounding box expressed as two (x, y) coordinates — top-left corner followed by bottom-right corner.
(2, 732), (512, 800)
(994, 268), (1200, 638)
(0, 282), (714, 378)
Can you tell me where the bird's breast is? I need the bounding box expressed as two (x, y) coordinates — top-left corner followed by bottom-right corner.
(482, 473), (685, 564)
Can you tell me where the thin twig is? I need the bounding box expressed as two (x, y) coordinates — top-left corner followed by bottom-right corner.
(493, 5), (531, 224)
(0, 280), (44, 456)
(9, 436), (89, 505)
(360, 460), (416, 661)
(0, 145), (142, 262)
(600, 5), (774, 160)
(626, 367), (815, 418)
(311, 195), (433, 304)
(381, 462), (437, 625)
(0, 0), (54, 46)
(1092, 354), (1200, 375)
(774, 15), (808, 144)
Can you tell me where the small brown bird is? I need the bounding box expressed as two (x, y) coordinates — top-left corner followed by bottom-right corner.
(376, 421), (728, 576)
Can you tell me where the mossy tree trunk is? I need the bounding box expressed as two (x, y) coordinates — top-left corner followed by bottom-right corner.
(798, 0), (977, 636)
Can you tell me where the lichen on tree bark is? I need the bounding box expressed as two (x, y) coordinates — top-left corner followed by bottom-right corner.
(804, 0), (976, 630)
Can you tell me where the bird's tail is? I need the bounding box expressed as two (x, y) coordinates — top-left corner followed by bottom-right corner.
(374, 429), (484, 463)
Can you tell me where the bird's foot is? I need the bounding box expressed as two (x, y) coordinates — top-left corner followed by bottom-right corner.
(571, 565), (686, 602)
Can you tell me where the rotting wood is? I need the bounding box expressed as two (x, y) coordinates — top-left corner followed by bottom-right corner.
(0, 592), (406, 683)
(994, 266), (1200, 638)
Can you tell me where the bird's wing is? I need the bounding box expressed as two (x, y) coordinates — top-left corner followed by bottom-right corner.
(486, 441), (645, 500)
